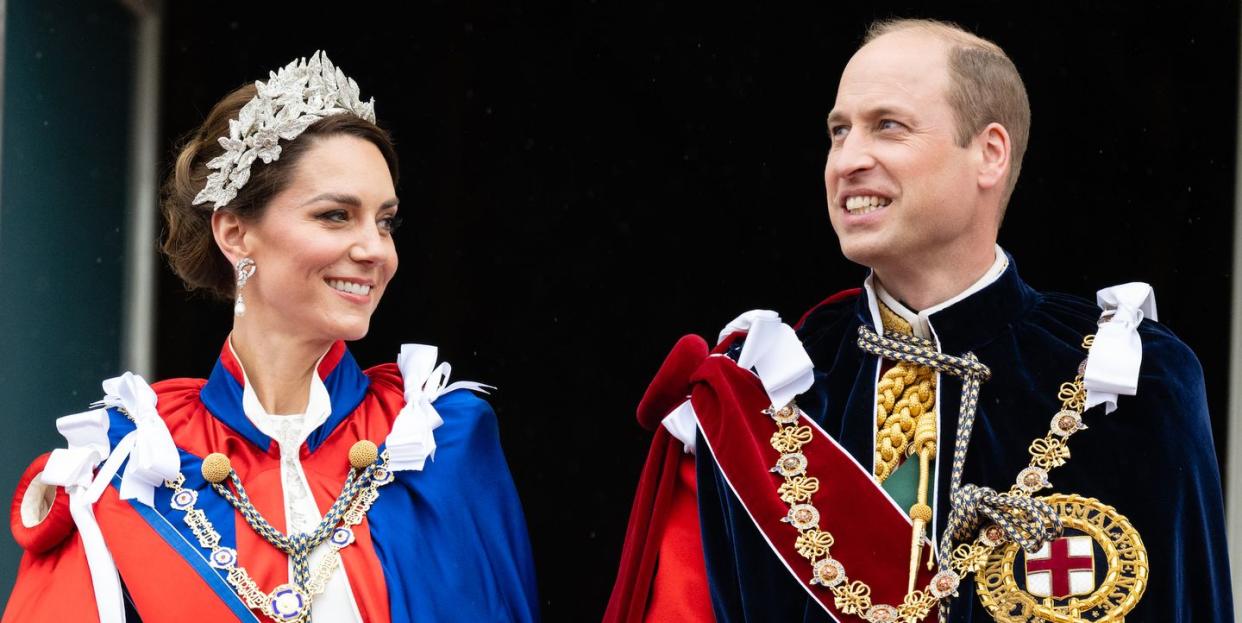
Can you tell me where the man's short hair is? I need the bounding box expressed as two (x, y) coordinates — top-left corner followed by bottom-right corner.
(864, 18), (1030, 212)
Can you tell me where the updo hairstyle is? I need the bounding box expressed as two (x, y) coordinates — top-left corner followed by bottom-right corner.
(160, 82), (398, 301)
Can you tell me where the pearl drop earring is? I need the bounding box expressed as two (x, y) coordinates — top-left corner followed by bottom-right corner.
(234, 258), (256, 316)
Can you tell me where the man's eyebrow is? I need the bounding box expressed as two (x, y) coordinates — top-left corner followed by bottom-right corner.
(869, 106), (911, 119)
(828, 105), (915, 126)
(300, 193), (400, 209)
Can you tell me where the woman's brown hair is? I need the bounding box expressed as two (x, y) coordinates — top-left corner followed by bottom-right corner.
(160, 83), (398, 300)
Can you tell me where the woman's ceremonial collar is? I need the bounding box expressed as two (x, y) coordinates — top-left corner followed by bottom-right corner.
(200, 339), (371, 454)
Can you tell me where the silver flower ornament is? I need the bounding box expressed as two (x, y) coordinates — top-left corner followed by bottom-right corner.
(192, 51), (377, 210)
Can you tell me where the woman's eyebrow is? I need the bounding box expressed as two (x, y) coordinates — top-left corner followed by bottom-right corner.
(301, 193), (400, 209)
(301, 192), (361, 207)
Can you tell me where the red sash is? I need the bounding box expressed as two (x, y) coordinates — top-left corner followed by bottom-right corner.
(691, 345), (936, 619)
(606, 324), (937, 621)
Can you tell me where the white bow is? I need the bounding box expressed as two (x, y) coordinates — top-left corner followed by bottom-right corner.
(39, 407), (125, 623)
(38, 374), (179, 623)
(720, 310), (816, 410)
(662, 311), (815, 454)
(387, 345), (492, 471)
(96, 372), (181, 506)
(1084, 283), (1158, 414)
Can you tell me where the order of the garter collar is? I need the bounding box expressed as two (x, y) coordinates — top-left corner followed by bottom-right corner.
(193, 50), (377, 210)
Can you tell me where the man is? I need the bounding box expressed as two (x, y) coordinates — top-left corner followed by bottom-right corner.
(606, 18), (1232, 623)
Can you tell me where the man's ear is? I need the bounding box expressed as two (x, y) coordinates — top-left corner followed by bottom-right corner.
(977, 122), (1011, 191)
(212, 210), (250, 267)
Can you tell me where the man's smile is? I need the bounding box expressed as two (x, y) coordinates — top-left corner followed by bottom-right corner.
(844, 195), (893, 215)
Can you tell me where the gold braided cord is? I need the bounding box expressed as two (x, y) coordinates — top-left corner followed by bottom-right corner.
(877, 302), (912, 335)
(910, 410), (937, 458)
(876, 364), (935, 481)
(874, 304), (937, 483)
(873, 303), (945, 595)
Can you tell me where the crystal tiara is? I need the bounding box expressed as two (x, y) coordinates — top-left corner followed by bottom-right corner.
(193, 51), (377, 210)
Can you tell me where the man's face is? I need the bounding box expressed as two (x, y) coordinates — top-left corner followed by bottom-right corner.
(824, 31), (985, 271)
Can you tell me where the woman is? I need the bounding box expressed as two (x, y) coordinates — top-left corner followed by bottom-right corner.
(4, 52), (539, 623)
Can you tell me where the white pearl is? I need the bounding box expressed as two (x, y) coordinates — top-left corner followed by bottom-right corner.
(234, 300), (246, 316)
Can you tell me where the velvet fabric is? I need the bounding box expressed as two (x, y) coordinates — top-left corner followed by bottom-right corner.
(4, 342), (540, 623)
(696, 258), (1233, 621)
(604, 335), (713, 623)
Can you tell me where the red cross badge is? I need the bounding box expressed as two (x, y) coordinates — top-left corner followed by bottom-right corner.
(1024, 534), (1096, 598)
(975, 494), (1147, 618)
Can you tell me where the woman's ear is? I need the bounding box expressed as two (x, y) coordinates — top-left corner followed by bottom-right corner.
(211, 210), (250, 267)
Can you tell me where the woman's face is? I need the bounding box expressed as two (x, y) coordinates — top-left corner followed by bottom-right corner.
(237, 134), (399, 343)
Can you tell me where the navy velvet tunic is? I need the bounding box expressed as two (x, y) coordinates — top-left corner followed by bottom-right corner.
(696, 259), (1233, 622)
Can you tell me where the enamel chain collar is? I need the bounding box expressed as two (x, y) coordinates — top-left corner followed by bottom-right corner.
(163, 445), (395, 623)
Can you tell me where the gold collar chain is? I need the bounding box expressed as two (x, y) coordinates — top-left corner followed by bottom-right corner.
(765, 334), (1097, 623)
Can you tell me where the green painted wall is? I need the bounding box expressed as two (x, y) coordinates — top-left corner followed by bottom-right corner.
(0, 1), (134, 606)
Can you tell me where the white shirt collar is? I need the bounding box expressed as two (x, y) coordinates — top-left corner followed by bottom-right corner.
(863, 244), (1009, 340)
(228, 339), (334, 448)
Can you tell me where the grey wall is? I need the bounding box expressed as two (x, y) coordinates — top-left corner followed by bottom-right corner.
(0, 0), (133, 607)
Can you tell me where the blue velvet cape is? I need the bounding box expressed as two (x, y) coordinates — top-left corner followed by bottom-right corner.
(695, 259), (1233, 622)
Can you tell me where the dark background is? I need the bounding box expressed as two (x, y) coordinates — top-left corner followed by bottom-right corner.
(156, 3), (1238, 620)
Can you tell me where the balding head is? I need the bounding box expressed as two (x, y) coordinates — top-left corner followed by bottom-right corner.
(863, 19), (1030, 211)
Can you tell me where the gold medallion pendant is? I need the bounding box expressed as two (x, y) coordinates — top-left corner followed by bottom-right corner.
(975, 494), (1148, 622)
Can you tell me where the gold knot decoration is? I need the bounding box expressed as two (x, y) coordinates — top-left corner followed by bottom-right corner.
(832, 580), (873, 615)
(348, 440), (379, 469)
(771, 425), (814, 453)
(201, 452), (232, 484)
(950, 542), (991, 574)
(1028, 436), (1071, 470)
(778, 475), (821, 504)
(795, 529), (835, 559)
(897, 592), (939, 620)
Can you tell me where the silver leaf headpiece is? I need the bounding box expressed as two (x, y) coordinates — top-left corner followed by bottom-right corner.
(192, 51), (377, 210)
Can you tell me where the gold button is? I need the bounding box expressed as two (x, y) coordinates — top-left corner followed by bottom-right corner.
(201, 453), (232, 484)
(349, 440), (379, 469)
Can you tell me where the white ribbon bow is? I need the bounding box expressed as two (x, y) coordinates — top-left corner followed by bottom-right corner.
(96, 372), (181, 506)
(1084, 283), (1158, 414)
(663, 311), (816, 454)
(37, 373), (181, 623)
(41, 411), (125, 623)
(387, 345), (492, 471)
(721, 310), (816, 410)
